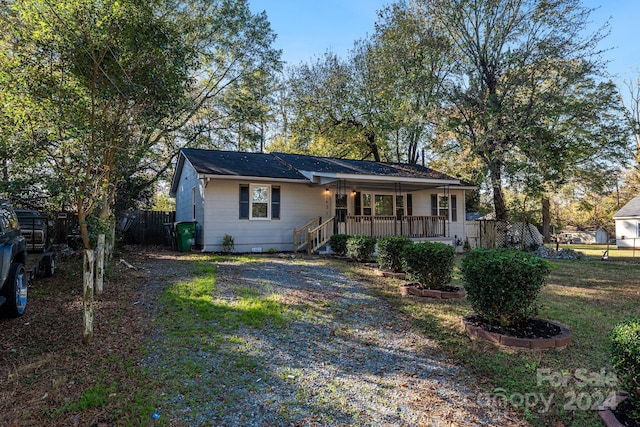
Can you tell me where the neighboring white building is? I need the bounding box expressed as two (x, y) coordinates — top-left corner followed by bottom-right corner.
(613, 196), (640, 249)
(169, 149), (475, 253)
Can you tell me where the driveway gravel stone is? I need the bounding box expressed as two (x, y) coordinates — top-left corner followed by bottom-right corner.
(144, 254), (528, 426)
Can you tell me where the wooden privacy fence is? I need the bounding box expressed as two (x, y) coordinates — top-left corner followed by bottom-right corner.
(51, 210), (176, 246)
(118, 210), (176, 245)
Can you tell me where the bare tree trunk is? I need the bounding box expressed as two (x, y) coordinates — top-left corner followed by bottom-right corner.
(488, 160), (508, 220)
(542, 197), (551, 243)
(77, 198), (91, 250)
(95, 234), (105, 294)
(83, 249), (95, 344)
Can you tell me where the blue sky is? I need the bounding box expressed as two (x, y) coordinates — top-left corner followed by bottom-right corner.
(249, 0), (639, 85)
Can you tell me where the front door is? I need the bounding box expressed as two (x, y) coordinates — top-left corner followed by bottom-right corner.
(335, 194), (347, 234)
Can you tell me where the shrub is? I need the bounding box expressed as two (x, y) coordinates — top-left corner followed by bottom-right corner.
(401, 242), (455, 290)
(610, 318), (640, 410)
(377, 236), (412, 272)
(461, 248), (550, 327)
(222, 234), (234, 253)
(346, 235), (377, 262)
(329, 234), (350, 256)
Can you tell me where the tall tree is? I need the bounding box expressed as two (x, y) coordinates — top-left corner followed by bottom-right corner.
(621, 77), (640, 169)
(1, 0), (280, 247)
(422, 0), (628, 220)
(285, 52), (386, 161)
(370, 2), (452, 163)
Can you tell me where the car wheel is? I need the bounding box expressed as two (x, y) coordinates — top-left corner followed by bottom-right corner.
(1, 263), (28, 317)
(43, 254), (55, 278)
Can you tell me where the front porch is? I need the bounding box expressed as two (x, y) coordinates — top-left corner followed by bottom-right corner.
(294, 215), (447, 254)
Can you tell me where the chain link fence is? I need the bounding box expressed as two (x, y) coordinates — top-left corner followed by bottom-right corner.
(466, 220), (543, 250)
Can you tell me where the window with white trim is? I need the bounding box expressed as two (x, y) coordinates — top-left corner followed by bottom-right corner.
(251, 184), (269, 219)
(355, 192), (409, 217)
(431, 194), (458, 222)
(239, 184), (280, 220)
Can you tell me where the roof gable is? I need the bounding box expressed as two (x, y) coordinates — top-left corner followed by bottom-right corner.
(613, 196), (640, 219)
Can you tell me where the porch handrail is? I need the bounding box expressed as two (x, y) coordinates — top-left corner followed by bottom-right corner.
(307, 216), (335, 254)
(293, 216), (321, 252)
(344, 215), (446, 238)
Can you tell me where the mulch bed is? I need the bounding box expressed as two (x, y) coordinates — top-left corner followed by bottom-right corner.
(0, 246), (172, 426)
(612, 398), (640, 427)
(463, 314), (562, 339)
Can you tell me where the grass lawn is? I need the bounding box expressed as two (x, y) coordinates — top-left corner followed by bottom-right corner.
(346, 255), (640, 427)
(549, 243), (640, 262)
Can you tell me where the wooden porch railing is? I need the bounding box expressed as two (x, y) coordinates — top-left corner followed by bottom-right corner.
(344, 215), (446, 238)
(294, 215), (446, 254)
(293, 217), (321, 252)
(307, 217), (335, 254)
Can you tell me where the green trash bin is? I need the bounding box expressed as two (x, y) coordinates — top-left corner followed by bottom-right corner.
(175, 221), (196, 252)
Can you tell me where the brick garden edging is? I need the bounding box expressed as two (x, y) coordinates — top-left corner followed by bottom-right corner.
(598, 392), (629, 427)
(400, 285), (466, 300)
(462, 315), (573, 350)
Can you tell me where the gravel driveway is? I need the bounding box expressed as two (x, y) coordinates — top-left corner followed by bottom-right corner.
(144, 254), (527, 426)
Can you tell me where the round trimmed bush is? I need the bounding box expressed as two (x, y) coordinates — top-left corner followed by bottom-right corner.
(461, 248), (550, 327)
(377, 236), (412, 273)
(329, 234), (349, 256)
(346, 235), (376, 262)
(610, 318), (640, 409)
(401, 241), (455, 290)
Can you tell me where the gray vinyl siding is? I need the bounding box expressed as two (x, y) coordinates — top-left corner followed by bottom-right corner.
(201, 179), (327, 252)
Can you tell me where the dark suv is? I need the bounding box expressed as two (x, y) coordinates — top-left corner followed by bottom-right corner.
(15, 209), (48, 252)
(0, 200), (28, 317)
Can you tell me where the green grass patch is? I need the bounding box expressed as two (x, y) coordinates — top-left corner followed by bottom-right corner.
(53, 375), (116, 415)
(151, 254), (298, 419)
(347, 256), (640, 427)
(547, 243), (640, 262)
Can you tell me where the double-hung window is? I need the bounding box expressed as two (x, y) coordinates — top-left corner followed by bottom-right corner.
(354, 192), (411, 217)
(431, 194), (458, 222)
(239, 184), (280, 220)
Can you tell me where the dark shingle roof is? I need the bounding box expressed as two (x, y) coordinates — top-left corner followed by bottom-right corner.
(272, 152), (457, 181)
(181, 148), (306, 180)
(179, 148), (463, 183)
(613, 196), (640, 218)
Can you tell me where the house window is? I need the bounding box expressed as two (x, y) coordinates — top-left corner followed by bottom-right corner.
(431, 193), (456, 220)
(362, 193), (372, 216)
(438, 195), (449, 218)
(239, 184), (280, 220)
(192, 187), (196, 220)
(375, 195), (394, 216)
(251, 184), (270, 219)
(355, 193), (407, 217)
(396, 196), (404, 220)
